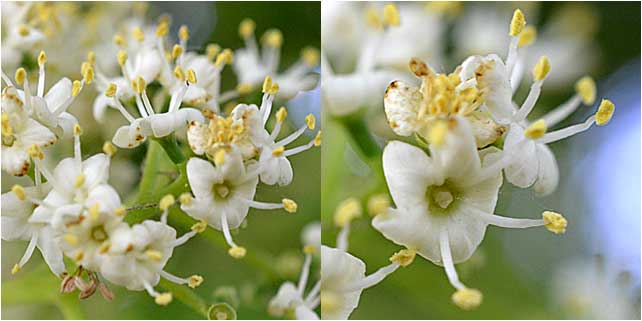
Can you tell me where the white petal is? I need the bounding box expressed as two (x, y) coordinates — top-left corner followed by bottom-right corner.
(1, 145), (30, 176)
(382, 141), (435, 209)
(186, 121), (208, 155)
(82, 153), (111, 187)
(149, 108), (204, 138)
(29, 96), (57, 128)
(383, 80), (422, 136)
(428, 116), (482, 184)
(259, 149), (293, 186)
(44, 77), (72, 111)
(55, 112), (77, 139)
(504, 124), (538, 188)
(37, 227), (66, 276)
(533, 144), (559, 196)
(186, 157), (217, 199)
(86, 184), (122, 213)
(295, 305), (319, 320)
(320, 246), (365, 320)
(52, 157), (79, 193)
(92, 95), (113, 123)
(132, 46), (162, 84)
(19, 118), (57, 147)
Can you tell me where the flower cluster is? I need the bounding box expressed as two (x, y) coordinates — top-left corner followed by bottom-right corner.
(374, 8), (614, 310)
(321, 7), (615, 317)
(2, 8), (320, 312)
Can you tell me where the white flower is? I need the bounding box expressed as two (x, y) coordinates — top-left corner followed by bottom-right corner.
(233, 19), (319, 100)
(551, 256), (639, 319)
(455, 9), (615, 195)
(268, 246), (320, 320)
(101, 220), (203, 305)
(301, 221), (321, 251)
(372, 118), (568, 309)
(1, 183), (65, 276)
(321, 207), (414, 320)
(180, 149), (298, 258)
(0, 2), (45, 70)
(1, 86), (56, 176)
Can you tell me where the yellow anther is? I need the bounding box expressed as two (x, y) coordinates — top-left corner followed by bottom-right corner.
(452, 288), (483, 310)
(228, 246), (247, 259)
(510, 9), (526, 36)
(178, 25), (189, 41)
(159, 194), (175, 211)
(532, 56), (550, 81)
(113, 34), (126, 47)
(188, 275), (203, 288)
(117, 50), (128, 67)
(575, 76), (596, 105)
(214, 49), (234, 67)
(87, 51), (96, 65)
(98, 241), (111, 254)
(409, 57), (431, 77)
(367, 194), (390, 217)
(105, 83), (117, 98)
(173, 66), (185, 81)
(11, 264), (21, 274)
(179, 193), (193, 206)
(83, 65), (94, 84)
(524, 119), (547, 139)
(132, 27), (145, 42)
(428, 121), (448, 146)
(268, 83), (279, 95)
(15, 68), (26, 85)
(18, 25), (30, 37)
(272, 146), (285, 157)
(114, 207), (126, 217)
(74, 250), (85, 262)
(314, 131), (322, 147)
(389, 248), (416, 267)
(334, 197), (362, 227)
(214, 149), (226, 166)
(191, 220), (207, 233)
(517, 25), (537, 47)
(236, 83), (253, 95)
(171, 44), (183, 60)
(542, 211), (567, 234)
(74, 174), (86, 188)
(11, 185), (26, 201)
(276, 107), (288, 122)
(262, 76), (273, 93)
(301, 47), (320, 66)
(38, 51), (47, 67)
(73, 123), (83, 136)
(595, 99), (614, 126)
(63, 234), (79, 246)
(156, 21), (169, 37)
(72, 80), (82, 97)
(303, 244), (316, 254)
(102, 139), (116, 154)
(383, 3), (400, 27)
(365, 7), (383, 29)
(155, 292), (173, 306)
(27, 144), (43, 159)
(89, 203), (100, 221)
(282, 199), (298, 213)
(305, 114), (316, 130)
(239, 18), (255, 38)
(263, 29), (283, 47)
(186, 69), (197, 84)
(206, 44), (221, 61)
(146, 250), (163, 261)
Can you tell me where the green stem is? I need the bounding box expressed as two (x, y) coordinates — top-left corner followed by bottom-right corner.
(154, 134), (186, 164)
(336, 111), (382, 160)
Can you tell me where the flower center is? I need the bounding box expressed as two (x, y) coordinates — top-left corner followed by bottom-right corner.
(320, 291), (339, 315)
(1, 133), (15, 146)
(426, 182), (458, 214)
(91, 225), (108, 242)
(212, 182), (232, 199)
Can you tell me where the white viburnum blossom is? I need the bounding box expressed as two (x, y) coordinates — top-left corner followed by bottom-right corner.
(101, 219), (204, 306)
(180, 148), (298, 259)
(268, 245), (320, 319)
(233, 18), (320, 101)
(455, 9), (615, 196)
(1, 183), (66, 276)
(1, 86), (57, 176)
(321, 205), (416, 320)
(0, 2), (45, 71)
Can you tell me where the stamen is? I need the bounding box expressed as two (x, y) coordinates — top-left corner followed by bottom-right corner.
(517, 25), (537, 47)
(171, 44), (183, 60)
(297, 252), (312, 295)
(228, 246), (246, 259)
(536, 116), (595, 144)
(334, 197), (362, 227)
(114, 207), (126, 217)
(221, 213), (240, 249)
(532, 56), (551, 81)
(179, 193), (193, 206)
(71, 80), (82, 97)
(305, 114), (316, 130)
(15, 68), (26, 85)
(452, 288), (483, 310)
(524, 120), (547, 139)
(367, 194), (390, 217)
(389, 248), (417, 267)
(206, 44), (222, 61)
(542, 211), (567, 234)
(110, 95), (136, 123)
(146, 250), (163, 262)
(239, 18), (255, 39)
(156, 21), (169, 37)
(263, 29), (283, 47)
(102, 142), (117, 157)
(595, 99), (614, 126)
(89, 203), (100, 221)
(276, 107), (288, 122)
(188, 275), (203, 288)
(173, 66), (185, 81)
(438, 229), (466, 290)
(155, 292), (173, 306)
(314, 131), (321, 146)
(272, 146), (285, 157)
(87, 51), (96, 65)
(11, 185), (26, 200)
(117, 50), (128, 67)
(159, 194), (175, 211)
(283, 137), (318, 157)
(575, 76), (596, 105)
(37, 51), (47, 97)
(336, 222), (350, 251)
(509, 9), (526, 36)
(186, 69), (197, 84)
(132, 27), (145, 42)
(113, 34), (126, 47)
(344, 260), (400, 292)
(179, 25), (189, 42)
(282, 198), (298, 213)
(301, 47), (320, 66)
(13, 235), (38, 274)
(382, 4), (400, 27)
(83, 65), (94, 84)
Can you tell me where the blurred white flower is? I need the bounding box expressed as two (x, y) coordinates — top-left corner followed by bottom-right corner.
(269, 246), (320, 320)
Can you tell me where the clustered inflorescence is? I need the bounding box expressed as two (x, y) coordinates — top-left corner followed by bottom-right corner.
(322, 7), (615, 319)
(1, 3), (320, 312)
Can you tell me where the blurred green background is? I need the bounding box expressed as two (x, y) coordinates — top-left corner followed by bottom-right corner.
(2, 1), (320, 319)
(322, 1), (640, 319)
